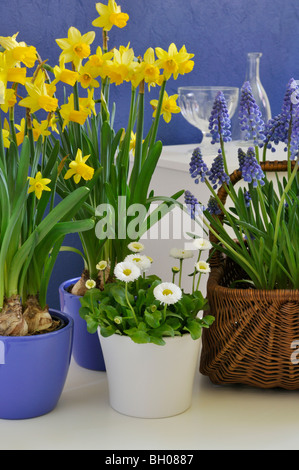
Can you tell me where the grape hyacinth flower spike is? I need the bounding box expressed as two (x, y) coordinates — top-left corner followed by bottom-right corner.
(263, 79), (299, 160)
(208, 150), (230, 190)
(184, 190), (203, 220)
(239, 81), (265, 145)
(207, 197), (221, 215)
(189, 147), (210, 184)
(239, 147), (265, 188)
(208, 91), (232, 145)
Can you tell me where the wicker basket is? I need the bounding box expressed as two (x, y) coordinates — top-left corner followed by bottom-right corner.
(200, 160), (299, 390)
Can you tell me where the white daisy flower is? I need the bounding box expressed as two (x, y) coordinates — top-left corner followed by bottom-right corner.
(114, 261), (141, 283)
(195, 261), (211, 273)
(85, 279), (96, 289)
(193, 238), (212, 251)
(124, 254), (152, 272)
(96, 260), (108, 270)
(153, 282), (182, 305)
(169, 248), (194, 259)
(127, 241), (145, 253)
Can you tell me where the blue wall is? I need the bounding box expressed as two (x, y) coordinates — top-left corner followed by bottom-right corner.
(0, 0), (298, 307)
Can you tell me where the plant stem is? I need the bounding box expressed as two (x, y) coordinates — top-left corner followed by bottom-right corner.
(125, 282), (138, 326)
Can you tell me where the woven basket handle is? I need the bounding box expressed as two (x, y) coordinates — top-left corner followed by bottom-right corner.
(209, 159), (295, 267)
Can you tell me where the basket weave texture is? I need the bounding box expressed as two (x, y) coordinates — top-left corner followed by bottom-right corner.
(199, 161), (299, 390)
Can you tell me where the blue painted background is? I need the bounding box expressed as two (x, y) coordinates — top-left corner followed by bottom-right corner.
(0, 0), (298, 308)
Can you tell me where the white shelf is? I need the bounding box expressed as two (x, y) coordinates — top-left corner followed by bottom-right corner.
(1, 357), (299, 450)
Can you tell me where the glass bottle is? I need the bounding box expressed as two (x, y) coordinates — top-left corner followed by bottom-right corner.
(232, 52), (271, 141)
(244, 52), (271, 123)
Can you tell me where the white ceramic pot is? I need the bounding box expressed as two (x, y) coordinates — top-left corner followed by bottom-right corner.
(98, 331), (201, 418)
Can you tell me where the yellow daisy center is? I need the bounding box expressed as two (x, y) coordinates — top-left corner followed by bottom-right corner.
(123, 269), (132, 276)
(162, 289), (173, 296)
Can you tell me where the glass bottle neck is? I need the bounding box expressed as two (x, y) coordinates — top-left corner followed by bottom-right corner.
(245, 52), (262, 81)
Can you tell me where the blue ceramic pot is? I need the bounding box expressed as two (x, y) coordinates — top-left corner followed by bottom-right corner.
(59, 278), (105, 371)
(0, 309), (73, 420)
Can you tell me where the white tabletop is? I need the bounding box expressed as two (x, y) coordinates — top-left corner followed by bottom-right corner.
(1, 354), (299, 451)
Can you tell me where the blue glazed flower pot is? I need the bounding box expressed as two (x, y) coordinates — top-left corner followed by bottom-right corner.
(59, 278), (105, 371)
(0, 309), (73, 420)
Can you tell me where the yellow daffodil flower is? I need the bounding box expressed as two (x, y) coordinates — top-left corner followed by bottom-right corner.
(2, 129), (10, 148)
(0, 88), (17, 113)
(56, 27), (95, 70)
(53, 60), (79, 87)
(79, 88), (96, 116)
(60, 94), (89, 129)
(32, 119), (51, 142)
(0, 33), (37, 68)
(92, 0), (129, 31)
(150, 91), (180, 123)
(88, 47), (114, 79)
(0, 51), (27, 90)
(142, 48), (162, 90)
(19, 70), (58, 113)
(129, 131), (136, 155)
(155, 43), (194, 80)
(78, 62), (100, 89)
(176, 45), (195, 75)
(106, 44), (135, 85)
(64, 149), (94, 184)
(28, 172), (51, 200)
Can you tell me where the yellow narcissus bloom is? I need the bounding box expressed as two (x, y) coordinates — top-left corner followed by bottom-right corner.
(79, 88), (96, 116)
(28, 172), (51, 200)
(129, 131), (136, 155)
(56, 27), (95, 69)
(32, 119), (51, 142)
(18, 70), (58, 113)
(0, 88), (17, 113)
(106, 44), (135, 85)
(0, 33), (37, 68)
(92, 0), (129, 31)
(53, 60), (79, 87)
(138, 48), (162, 91)
(88, 47), (114, 79)
(155, 43), (194, 80)
(64, 149), (94, 184)
(150, 91), (180, 123)
(78, 62), (100, 89)
(60, 93), (89, 129)
(0, 52), (27, 87)
(2, 129), (10, 148)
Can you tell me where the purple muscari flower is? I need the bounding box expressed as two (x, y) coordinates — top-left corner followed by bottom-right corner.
(184, 190), (203, 220)
(244, 189), (251, 207)
(208, 91), (232, 144)
(238, 81), (265, 145)
(189, 147), (210, 183)
(289, 104), (299, 160)
(237, 148), (246, 170)
(208, 150), (230, 190)
(206, 197), (221, 215)
(263, 79), (299, 158)
(239, 147), (265, 188)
